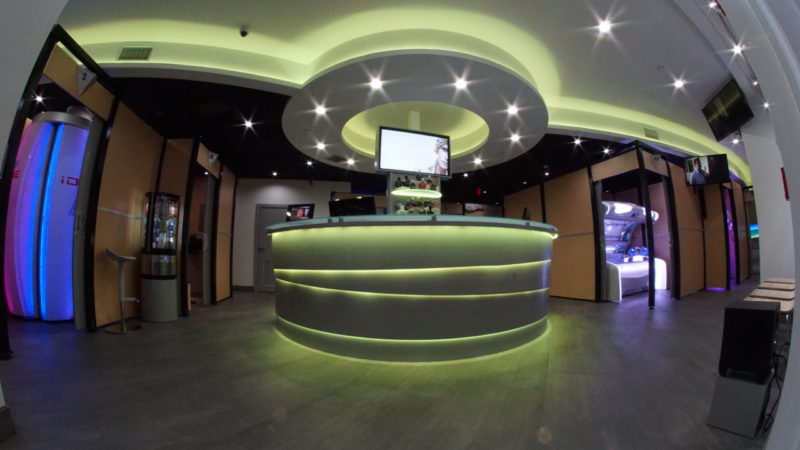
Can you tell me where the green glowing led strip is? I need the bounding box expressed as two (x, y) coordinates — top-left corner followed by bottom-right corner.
(274, 259), (550, 275)
(276, 278), (548, 299)
(390, 188), (443, 199)
(277, 315), (546, 344)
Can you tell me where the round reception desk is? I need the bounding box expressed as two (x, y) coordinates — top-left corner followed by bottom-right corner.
(266, 215), (557, 361)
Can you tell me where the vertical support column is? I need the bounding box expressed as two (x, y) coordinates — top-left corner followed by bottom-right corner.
(636, 148), (656, 309)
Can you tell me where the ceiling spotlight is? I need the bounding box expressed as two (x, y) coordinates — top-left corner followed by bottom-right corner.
(507, 104), (519, 115)
(316, 142), (326, 150)
(369, 78), (383, 90)
(523, 181), (528, 185)
(510, 133), (520, 143)
(545, 171), (550, 176)
(454, 78), (468, 90)
(673, 78), (686, 89)
(732, 44), (744, 55)
(573, 138), (583, 146)
(603, 147), (611, 154)
(34, 95), (44, 103)
(463, 173), (469, 178)
(732, 138), (741, 144)
(597, 19), (613, 35)
(752, 80), (759, 86)
(244, 120), (253, 129)
(314, 105), (327, 115)
(763, 101), (770, 109)
(203, 171), (209, 176)
(474, 157), (482, 165)
(306, 160), (313, 166)
(272, 171), (278, 177)
(346, 158), (355, 165)
(708, 1), (717, 8)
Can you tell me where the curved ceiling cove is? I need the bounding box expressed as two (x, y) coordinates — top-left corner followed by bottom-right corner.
(281, 53), (548, 174)
(60, 2), (752, 182)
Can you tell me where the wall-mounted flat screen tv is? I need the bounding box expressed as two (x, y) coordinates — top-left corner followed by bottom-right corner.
(702, 79), (754, 141)
(286, 204), (314, 221)
(329, 197), (376, 216)
(684, 154), (731, 186)
(377, 127), (450, 177)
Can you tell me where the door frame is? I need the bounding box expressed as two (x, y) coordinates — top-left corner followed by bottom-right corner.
(254, 204), (288, 292)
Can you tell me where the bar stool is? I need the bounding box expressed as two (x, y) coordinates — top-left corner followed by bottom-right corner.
(104, 249), (141, 334)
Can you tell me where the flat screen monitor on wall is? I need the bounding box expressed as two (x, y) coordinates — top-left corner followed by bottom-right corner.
(684, 154), (731, 186)
(377, 127), (450, 177)
(286, 204), (314, 221)
(702, 79), (754, 141)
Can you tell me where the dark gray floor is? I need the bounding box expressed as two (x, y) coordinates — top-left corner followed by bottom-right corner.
(0, 281), (777, 449)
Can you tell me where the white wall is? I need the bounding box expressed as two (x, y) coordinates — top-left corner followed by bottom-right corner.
(232, 178), (351, 287)
(724, 2), (800, 449)
(0, 0), (68, 165)
(741, 113), (795, 279)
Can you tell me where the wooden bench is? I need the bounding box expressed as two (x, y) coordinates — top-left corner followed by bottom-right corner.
(758, 282), (796, 292)
(744, 297), (794, 313)
(748, 288), (795, 301)
(766, 278), (796, 285)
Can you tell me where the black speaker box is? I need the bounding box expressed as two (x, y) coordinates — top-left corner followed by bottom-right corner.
(718, 300), (779, 384)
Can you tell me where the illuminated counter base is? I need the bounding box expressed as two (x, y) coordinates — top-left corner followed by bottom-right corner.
(267, 215), (557, 361)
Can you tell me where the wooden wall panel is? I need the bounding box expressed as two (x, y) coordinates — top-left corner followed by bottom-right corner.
(215, 166), (236, 301)
(94, 104), (162, 326)
(642, 152), (670, 176)
(732, 182), (750, 282)
(196, 143), (222, 178)
(703, 184), (728, 289)
(551, 235), (596, 301)
(592, 151), (638, 181)
(544, 169), (595, 300)
(504, 185), (543, 222)
(669, 163), (705, 296)
(650, 182), (671, 286)
(42, 44), (113, 120)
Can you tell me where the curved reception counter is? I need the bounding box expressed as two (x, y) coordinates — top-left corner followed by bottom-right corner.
(266, 215), (557, 361)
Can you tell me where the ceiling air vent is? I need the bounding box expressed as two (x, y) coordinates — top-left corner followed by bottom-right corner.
(118, 47), (153, 61)
(643, 127), (659, 140)
(326, 155), (347, 163)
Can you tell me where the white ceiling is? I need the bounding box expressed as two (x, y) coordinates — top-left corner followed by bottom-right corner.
(57, 0), (759, 179)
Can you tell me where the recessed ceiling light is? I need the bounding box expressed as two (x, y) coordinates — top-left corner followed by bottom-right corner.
(523, 181), (528, 185)
(272, 171), (278, 177)
(732, 138), (741, 144)
(708, 1), (717, 8)
(732, 44), (744, 55)
(673, 78), (686, 89)
(597, 19), (613, 35)
(244, 119), (253, 129)
(316, 142), (326, 150)
(573, 138), (583, 145)
(306, 160), (313, 166)
(545, 171), (550, 176)
(463, 173), (469, 178)
(763, 101), (770, 109)
(752, 80), (759, 86)
(204, 171), (209, 176)
(507, 104), (519, 115)
(314, 105), (327, 115)
(34, 95), (44, 103)
(346, 158), (355, 165)
(454, 78), (468, 90)
(603, 147), (611, 154)
(510, 133), (520, 143)
(369, 77), (383, 90)
(474, 157), (482, 165)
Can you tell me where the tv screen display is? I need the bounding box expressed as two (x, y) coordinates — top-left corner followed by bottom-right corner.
(377, 127), (450, 176)
(749, 224), (759, 239)
(702, 79), (754, 141)
(329, 197), (376, 216)
(286, 204), (314, 221)
(684, 155), (731, 186)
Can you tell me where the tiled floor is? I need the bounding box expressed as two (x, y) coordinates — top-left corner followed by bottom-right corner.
(0, 281), (778, 449)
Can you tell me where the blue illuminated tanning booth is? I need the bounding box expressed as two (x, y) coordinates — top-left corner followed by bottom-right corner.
(3, 110), (93, 321)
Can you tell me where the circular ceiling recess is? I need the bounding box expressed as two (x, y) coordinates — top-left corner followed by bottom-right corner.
(281, 53), (548, 174)
(341, 101), (489, 159)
